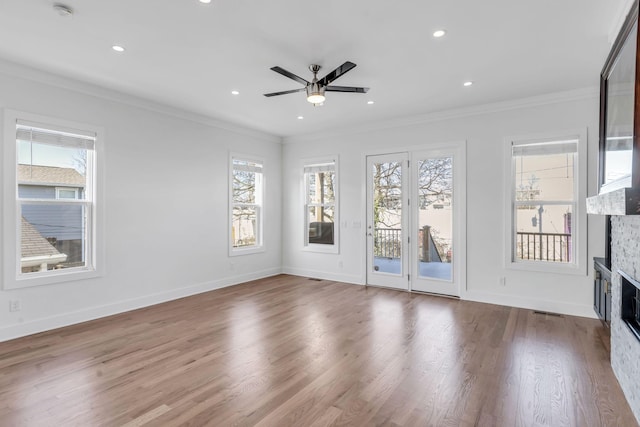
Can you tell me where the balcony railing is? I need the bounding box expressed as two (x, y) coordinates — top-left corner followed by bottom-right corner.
(516, 232), (571, 262)
(374, 228), (402, 258)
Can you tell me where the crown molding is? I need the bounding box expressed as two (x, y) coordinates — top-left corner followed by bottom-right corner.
(282, 87), (599, 144)
(0, 58), (282, 144)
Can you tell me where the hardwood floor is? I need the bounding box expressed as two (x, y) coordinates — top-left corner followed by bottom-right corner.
(0, 274), (637, 426)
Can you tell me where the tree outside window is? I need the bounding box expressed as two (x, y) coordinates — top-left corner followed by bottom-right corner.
(304, 160), (337, 247)
(231, 158), (263, 251)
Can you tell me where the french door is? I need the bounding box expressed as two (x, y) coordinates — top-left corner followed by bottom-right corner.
(366, 153), (409, 290)
(366, 146), (465, 296)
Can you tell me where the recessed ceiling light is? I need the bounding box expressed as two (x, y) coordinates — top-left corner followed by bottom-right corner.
(199, 0), (212, 3)
(463, 81), (473, 87)
(297, 116), (304, 120)
(433, 30), (446, 38)
(112, 45), (125, 52)
(231, 90), (239, 95)
(367, 101), (375, 105)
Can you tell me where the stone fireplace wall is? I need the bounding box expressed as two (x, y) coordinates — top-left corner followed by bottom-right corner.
(611, 215), (640, 422)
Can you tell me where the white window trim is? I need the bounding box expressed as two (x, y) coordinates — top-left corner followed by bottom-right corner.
(503, 129), (587, 275)
(2, 109), (105, 289)
(55, 187), (80, 200)
(228, 153), (265, 257)
(302, 156), (339, 254)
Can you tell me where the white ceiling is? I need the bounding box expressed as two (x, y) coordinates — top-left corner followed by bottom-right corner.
(0, 0), (628, 138)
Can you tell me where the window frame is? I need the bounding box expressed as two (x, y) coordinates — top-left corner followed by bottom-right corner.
(228, 153), (265, 256)
(55, 187), (80, 200)
(504, 129), (587, 275)
(302, 156), (339, 254)
(2, 109), (105, 289)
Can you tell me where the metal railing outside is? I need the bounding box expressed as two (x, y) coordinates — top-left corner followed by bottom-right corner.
(374, 228), (401, 258)
(516, 232), (571, 262)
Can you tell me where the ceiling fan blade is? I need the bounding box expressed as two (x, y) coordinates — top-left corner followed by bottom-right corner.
(270, 66), (309, 86)
(263, 88), (306, 97)
(325, 85), (369, 93)
(318, 61), (357, 86)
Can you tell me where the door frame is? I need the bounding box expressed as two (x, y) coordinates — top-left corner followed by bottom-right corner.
(363, 142), (466, 297)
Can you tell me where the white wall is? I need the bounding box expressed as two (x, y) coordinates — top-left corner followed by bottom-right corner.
(282, 90), (605, 317)
(0, 62), (282, 341)
(0, 60), (606, 343)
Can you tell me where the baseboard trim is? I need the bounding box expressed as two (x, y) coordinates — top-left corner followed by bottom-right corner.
(462, 290), (597, 319)
(281, 266), (363, 285)
(0, 268), (281, 343)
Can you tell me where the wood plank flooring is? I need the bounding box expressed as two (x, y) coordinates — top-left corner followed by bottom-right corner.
(0, 274), (637, 426)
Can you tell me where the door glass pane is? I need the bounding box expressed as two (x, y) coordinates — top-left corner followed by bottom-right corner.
(417, 157), (452, 281)
(372, 161), (402, 275)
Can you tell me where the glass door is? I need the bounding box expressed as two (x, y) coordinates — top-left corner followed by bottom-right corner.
(366, 153), (409, 290)
(411, 148), (463, 296)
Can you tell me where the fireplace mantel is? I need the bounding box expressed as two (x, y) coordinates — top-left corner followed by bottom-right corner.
(586, 188), (640, 216)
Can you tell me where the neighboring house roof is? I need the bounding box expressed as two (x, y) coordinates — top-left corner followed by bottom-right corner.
(21, 217), (62, 258)
(18, 164), (84, 187)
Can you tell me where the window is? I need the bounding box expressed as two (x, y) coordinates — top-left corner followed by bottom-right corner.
(56, 187), (79, 199)
(230, 156), (264, 254)
(506, 132), (586, 273)
(3, 111), (102, 289)
(304, 158), (338, 252)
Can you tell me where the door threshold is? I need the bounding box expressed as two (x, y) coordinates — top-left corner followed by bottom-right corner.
(409, 289), (460, 299)
(365, 283), (460, 299)
(364, 283), (410, 292)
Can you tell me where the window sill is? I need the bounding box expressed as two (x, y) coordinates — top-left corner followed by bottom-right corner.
(5, 268), (101, 290)
(229, 246), (265, 257)
(303, 244), (339, 254)
(506, 259), (585, 276)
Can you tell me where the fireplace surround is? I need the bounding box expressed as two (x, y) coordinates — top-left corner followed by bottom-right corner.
(608, 216), (640, 422)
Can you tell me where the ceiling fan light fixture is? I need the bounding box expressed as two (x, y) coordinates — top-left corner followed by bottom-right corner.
(307, 94), (325, 104)
(306, 84), (325, 104)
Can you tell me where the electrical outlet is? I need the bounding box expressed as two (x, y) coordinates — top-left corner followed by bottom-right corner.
(338, 260), (344, 268)
(9, 299), (21, 312)
(499, 277), (506, 287)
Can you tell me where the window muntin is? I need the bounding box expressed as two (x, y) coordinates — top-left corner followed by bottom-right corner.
(16, 122), (96, 276)
(304, 160), (337, 248)
(511, 139), (577, 264)
(230, 157), (263, 252)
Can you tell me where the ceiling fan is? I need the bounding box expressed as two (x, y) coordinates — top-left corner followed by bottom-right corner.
(264, 61), (369, 105)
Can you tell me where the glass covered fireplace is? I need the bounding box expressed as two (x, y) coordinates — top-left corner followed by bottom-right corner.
(620, 270), (640, 342)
